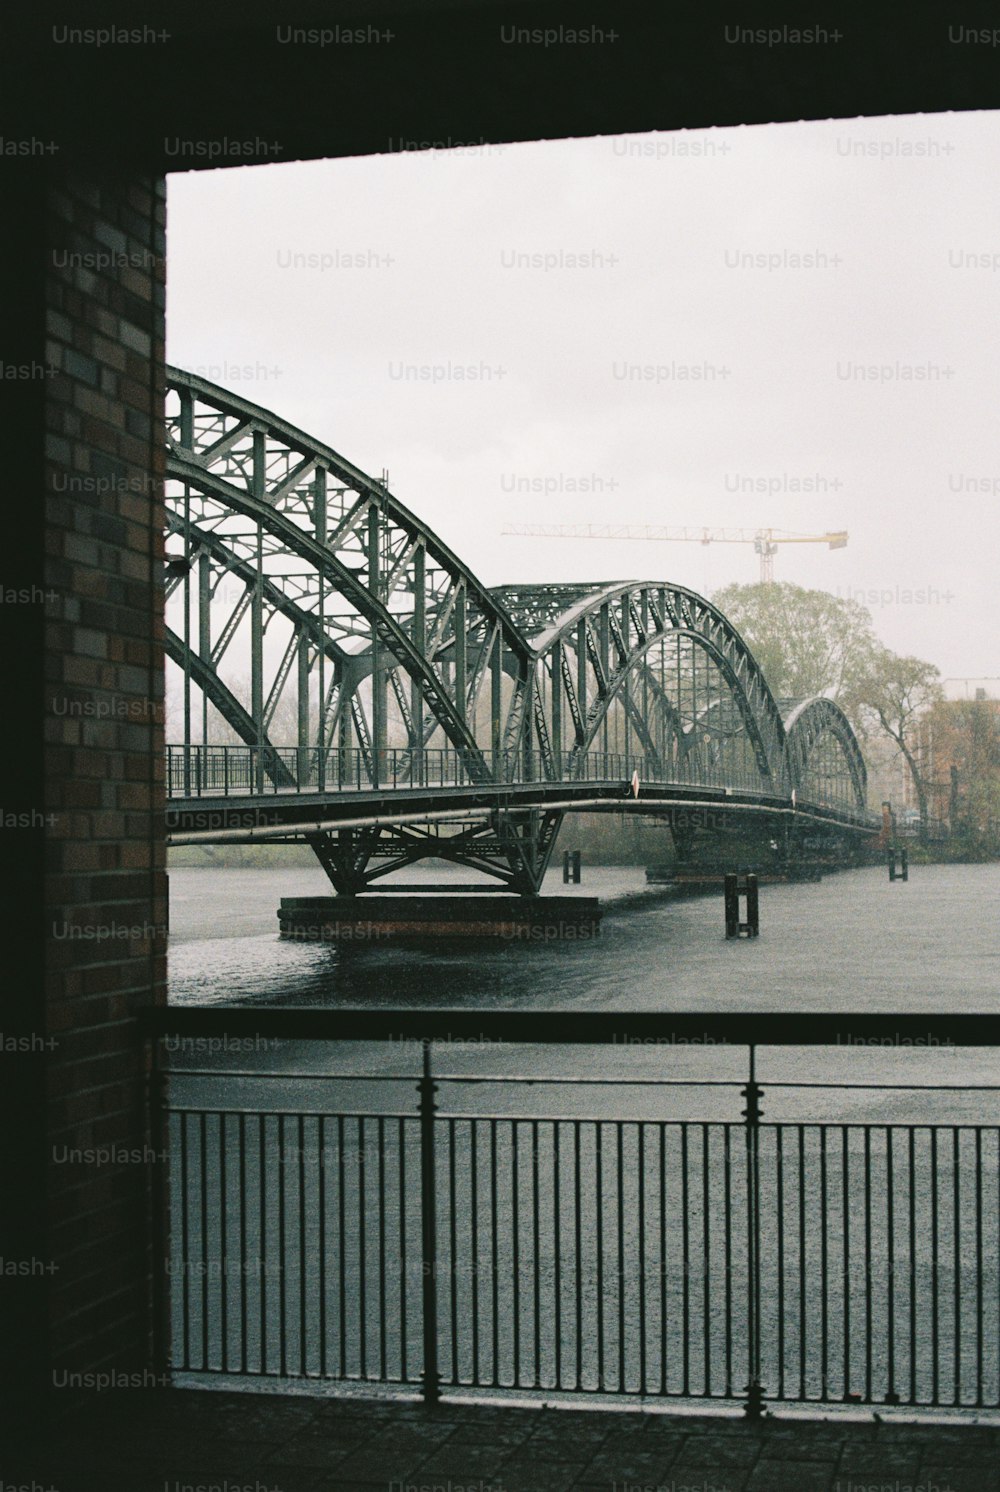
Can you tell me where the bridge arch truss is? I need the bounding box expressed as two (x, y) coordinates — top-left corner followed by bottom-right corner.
(164, 371), (872, 891)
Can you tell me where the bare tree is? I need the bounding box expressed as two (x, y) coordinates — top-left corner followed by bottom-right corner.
(857, 650), (944, 843)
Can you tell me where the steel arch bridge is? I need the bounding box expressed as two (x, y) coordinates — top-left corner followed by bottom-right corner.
(164, 369), (877, 893)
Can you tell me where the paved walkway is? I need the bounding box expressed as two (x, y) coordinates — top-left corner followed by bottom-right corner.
(10, 1390), (1000, 1492)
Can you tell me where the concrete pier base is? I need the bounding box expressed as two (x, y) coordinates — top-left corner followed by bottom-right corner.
(278, 894), (601, 942)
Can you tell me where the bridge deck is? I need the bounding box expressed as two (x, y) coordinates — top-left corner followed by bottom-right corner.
(166, 774), (880, 841)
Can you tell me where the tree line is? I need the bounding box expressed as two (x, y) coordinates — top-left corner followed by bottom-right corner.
(713, 582), (998, 857)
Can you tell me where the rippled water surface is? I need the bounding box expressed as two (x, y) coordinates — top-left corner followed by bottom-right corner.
(169, 861), (999, 1013)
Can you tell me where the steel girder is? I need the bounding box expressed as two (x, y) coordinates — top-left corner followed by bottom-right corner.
(780, 696), (868, 814)
(165, 366), (531, 784)
(164, 370), (869, 890)
(519, 581), (789, 793)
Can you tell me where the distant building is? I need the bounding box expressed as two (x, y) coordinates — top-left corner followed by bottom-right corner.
(942, 677), (1000, 701)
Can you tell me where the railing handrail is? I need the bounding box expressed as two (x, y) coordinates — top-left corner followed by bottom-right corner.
(163, 740), (875, 821)
(142, 1008), (1000, 1046)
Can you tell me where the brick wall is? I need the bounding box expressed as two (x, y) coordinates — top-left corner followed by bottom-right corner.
(42, 169), (167, 1377)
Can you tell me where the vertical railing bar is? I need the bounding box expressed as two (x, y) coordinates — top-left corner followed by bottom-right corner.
(617, 1122), (625, 1394)
(533, 1118), (542, 1390)
(995, 1127), (1000, 1410)
(820, 1126), (828, 1402)
(418, 1045), (440, 1404)
(279, 1114), (287, 1379)
(298, 1113), (307, 1378)
(449, 1116), (458, 1387)
(638, 1123), (647, 1397)
(513, 1119), (521, 1386)
(805, 1121), (811, 1402)
(596, 1120), (605, 1391)
(842, 1126), (850, 1404)
(378, 1115), (387, 1382)
(471, 1120), (480, 1388)
(220, 1113), (228, 1374)
(554, 1121), (562, 1391)
(239, 1112), (248, 1376)
(357, 1116), (367, 1379)
(775, 1125), (784, 1402)
(398, 1116), (407, 1384)
(318, 1115), (327, 1380)
(953, 1126), (961, 1407)
(743, 1048), (763, 1418)
(976, 1126), (983, 1407)
(491, 1119), (499, 1389)
(338, 1114), (346, 1378)
(259, 1113), (267, 1376)
(575, 1121), (583, 1392)
(864, 1125), (872, 1403)
(724, 1123), (733, 1401)
(931, 1127), (939, 1406)
(200, 1112), (209, 1371)
(895, 1127), (901, 1408)
(180, 1111), (190, 1371)
(702, 1123), (711, 1399)
(660, 1122), (667, 1397)
(908, 1126), (916, 1407)
(681, 1122), (690, 1398)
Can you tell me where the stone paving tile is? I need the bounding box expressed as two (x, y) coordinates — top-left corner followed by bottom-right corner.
(760, 1436), (856, 1461)
(30, 1435), (287, 1477)
(572, 1486), (747, 1492)
(300, 1480), (385, 1492)
(154, 1466), (327, 1492)
(648, 1474), (752, 1492)
(274, 1420), (455, 1473)
(745, 1458), (837, 1491)
(877, 1421), (997, 1443)
(6, 1449), (326, 1492)
(590, 1432), (689, 1465)
(919, 1469), (1000, 1492)
(916, 1438), (1000, 1464)
(307, 1395), (428, 1422)
(525, 1425), (617, 1451)
(498, 1455), (593, 1492)
(831, 1476), (906, 1492)
(530, 1409), (613, 1429)
(410, 1440), (521, 1478)
(668, 1433), (763, 1467)
(649, 1412), (747, 1431)
(763, 1419), (878, 1442)
(445, 1420), (538, 1447)
(260, 1423), (376, 1467)
(5, 1474), (165, 1492)
(575, 1444), (682, 1482)
(834, 1446), (922, 1475)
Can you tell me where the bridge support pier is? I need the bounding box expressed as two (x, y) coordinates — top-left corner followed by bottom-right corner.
(278, 893), (601, 942)
(725, 873), (760, 938)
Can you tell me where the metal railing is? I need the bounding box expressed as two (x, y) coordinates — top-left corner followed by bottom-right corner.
(147, 1010), (1000, 1417)
(164, 744), (871, 823)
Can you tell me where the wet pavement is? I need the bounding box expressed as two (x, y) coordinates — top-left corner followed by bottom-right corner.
(9, 1388), (1000, 1492)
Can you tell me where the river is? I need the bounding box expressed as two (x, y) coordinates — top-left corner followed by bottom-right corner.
(167, 861), (1000, 1120)
(168, 861), (998, 1012)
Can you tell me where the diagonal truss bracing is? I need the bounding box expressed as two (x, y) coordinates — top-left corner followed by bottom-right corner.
(164, 370), (870, 890)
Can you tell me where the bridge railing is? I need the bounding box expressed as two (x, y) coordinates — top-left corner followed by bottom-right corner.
(164, 743), (869, 820)
(146, 1009), (1000, 1418)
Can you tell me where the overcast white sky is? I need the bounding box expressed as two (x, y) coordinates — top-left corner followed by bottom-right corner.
(167, 110), (1000, 681)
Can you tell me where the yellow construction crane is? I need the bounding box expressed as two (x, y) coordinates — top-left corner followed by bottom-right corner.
(501, 524), (848, 583)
